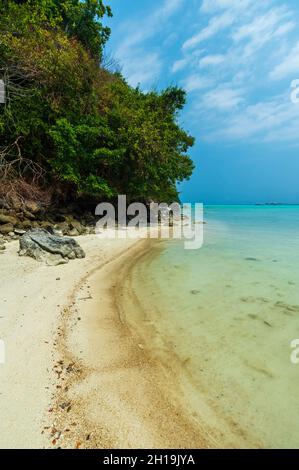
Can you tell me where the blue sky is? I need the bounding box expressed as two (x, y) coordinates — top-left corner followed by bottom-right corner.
(104, 0), (299, 204)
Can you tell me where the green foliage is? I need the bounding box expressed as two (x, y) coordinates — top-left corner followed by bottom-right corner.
(48, 117), (122, 197)
(1, 0), (112, 60)
(0, 0), (195, 204)
(105, 80), (195, 201)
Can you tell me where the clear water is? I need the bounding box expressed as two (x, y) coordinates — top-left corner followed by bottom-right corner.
(129, 206), (299, 448)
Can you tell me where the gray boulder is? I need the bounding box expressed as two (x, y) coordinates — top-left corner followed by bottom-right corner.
(19, 228), (86, 266)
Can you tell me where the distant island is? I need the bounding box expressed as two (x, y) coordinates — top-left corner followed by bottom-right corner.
(255, 203), (298, 206)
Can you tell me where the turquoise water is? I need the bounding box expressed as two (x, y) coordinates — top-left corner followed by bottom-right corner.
(129, 206), (299, 448)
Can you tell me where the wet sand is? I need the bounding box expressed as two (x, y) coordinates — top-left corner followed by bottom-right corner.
(53, 238), (215, 449)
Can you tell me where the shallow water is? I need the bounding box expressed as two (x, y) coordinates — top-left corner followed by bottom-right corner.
(129, 206), (299, 448)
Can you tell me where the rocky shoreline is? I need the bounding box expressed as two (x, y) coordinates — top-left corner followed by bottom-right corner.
(0, 201), (97, 251)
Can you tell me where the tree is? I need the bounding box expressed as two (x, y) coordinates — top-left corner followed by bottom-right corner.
(1, 0), (112, 61)
(0, 0), (195, 205)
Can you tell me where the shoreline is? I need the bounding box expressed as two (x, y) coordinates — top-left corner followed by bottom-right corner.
(119, 243), (254, 450)
(1, 231), (237, 449)
(52, 236), (212, 449)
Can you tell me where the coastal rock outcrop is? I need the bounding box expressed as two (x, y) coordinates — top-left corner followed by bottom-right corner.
(0, 214), (17, 225)
(19, 228), (86, 266)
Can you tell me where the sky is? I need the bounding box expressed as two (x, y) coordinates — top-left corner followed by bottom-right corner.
(104, 0), (299, 204)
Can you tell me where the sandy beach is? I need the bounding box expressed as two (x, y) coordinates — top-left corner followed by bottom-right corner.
(0, 235), (137, 448)
(0, 233), (212, 449)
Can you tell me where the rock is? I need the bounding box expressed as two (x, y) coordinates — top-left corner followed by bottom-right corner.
(85, 226), (95, 235)
(0, 223), (14, 234)
(70, 219), (85, 235)
(68, 228), (79, 237)
(51, 229), (63, 237)
(0, 214), (17, 225)
(0, 199), (9, 210)
(10, 197), (22, 211)
(14, 228), (26, 235)
(0, 245), (5, 251)
(20, 220), (33, 230)
(22, 210), (35, 220)
(54, 214), (67, 223)
(19, 228), (86, 266)
(39, 221), (53, 231)
(55, 222), (70, 235)
(25, 201), (40, 214)
(45, 215), (55, 224)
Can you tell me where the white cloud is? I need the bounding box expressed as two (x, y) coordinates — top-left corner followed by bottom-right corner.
(273, 21), (295, 38)
(233, 8), (286, 42)
(109, 0), (299, 145)
(199, 54), (226, 67)
(116, 0), (183, 55)
(122, 54), (162, 88)
(201, 86), (244, 110)
(232, 6), (294, 59)
(172, 58), (190, 73)
(204, 93), (299, 143)
(174, 0), (299, 144)
(160, 0), (184, 18)
(183, 1), (292, 53)
(183, 11), (234, 49)
(183, 74), (212, 92)
(113, 0), (184, 87)
(200, 0), (253, 14)
(270, 41), (299, 81)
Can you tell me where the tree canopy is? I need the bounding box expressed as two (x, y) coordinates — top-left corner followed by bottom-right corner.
(0, 0), (195, 205)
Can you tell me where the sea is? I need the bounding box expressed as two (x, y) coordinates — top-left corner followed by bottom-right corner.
(126, 205), (299, 448)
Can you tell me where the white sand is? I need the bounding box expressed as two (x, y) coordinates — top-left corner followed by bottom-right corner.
(0, 232), (213, 449)
(0, 235), (138, 449)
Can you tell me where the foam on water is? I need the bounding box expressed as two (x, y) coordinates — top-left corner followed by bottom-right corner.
(128, 206), (299, 448)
